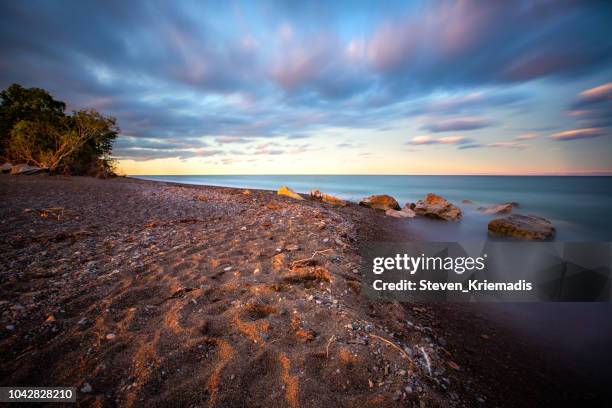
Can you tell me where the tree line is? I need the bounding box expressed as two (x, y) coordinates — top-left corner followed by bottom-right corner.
(0, 83), (118, 176)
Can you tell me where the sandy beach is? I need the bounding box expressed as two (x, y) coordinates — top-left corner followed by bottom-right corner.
(0, 175), (608, 407)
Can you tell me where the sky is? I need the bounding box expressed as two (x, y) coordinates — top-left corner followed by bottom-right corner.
(1, 0), (611, 175)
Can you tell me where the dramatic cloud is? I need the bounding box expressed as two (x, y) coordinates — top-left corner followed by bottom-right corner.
(458, 141), (530, 150)
(554, 82), (612, 142)
(215, 136), (251, 144)
(567, 82), (612, 129)
(408, 135), (469, 145)
(0, 1), (611, 162)
(486, 141), (530, 150)
(515, 133), (538, 141)
(420, 118), (493, 133)
(550, 128), (607, 141)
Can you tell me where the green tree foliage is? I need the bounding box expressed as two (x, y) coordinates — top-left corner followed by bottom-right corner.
(0, 84), (118, 176)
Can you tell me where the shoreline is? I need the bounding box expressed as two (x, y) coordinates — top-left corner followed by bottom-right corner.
(1, 175), (609, 406)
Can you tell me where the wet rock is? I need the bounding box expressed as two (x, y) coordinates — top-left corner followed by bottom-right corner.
(277, 186), (303, 200)
(488, 214), (555, 240)
(310, 190), (346, 206)
(10, 163), (46, 175)
(359, 195), (401, 211)
(478, 202), (517, 215)
(385, 207), (416, 218)
(414, 193), (462, 221)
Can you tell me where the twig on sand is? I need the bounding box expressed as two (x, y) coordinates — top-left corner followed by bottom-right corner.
(290, 249), (334, 269)
(326, 335), (336, 359)
(370, 334), (413, 367)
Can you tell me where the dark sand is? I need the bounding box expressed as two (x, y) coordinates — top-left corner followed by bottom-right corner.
(0, 175), (609, 407)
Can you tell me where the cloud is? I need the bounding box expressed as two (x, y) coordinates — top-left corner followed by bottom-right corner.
(486, 141), (529, 150)
(515, 133), (538, 141)
(567, 82), (612, 129)
(421, 117), (493, 133)
(457, 141), (530, 150)
(575, 82), (612, 106)
(407, 135), (469, 145)
(550, 128), (607, 141)
(215, 136), (251, 144)
(0, 1), (611, 161)
(115, 147), (223, 161)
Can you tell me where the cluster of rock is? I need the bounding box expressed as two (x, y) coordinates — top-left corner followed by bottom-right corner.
(358, 193), (462, 221)
(277, 185), (556, 241)
(1, 163), (46, 175)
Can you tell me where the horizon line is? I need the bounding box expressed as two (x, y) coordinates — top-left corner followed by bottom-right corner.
(126, 172), (612, 177)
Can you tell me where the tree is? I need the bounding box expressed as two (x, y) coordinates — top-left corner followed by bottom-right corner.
(8, 109), (118, 173)
(0, 84), (66, 159)
(1, 84), (118, 176)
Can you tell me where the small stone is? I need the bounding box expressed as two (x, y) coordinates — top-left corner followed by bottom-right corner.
(45, 315), (56, 322)
(6, 324), (15, 331)
(80, 383), (92, 393)
(240, 226), (247, 231)
(106, 333), (116, 340)
(404, 386), (413, 393)
(224, 266), (232, 271)
(253, 268), (260, 274)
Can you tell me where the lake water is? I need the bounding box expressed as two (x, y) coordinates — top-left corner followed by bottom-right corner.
(134, 175), (612, 241)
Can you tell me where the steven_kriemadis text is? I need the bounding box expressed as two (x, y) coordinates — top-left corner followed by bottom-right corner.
(372, 279), (533, 292)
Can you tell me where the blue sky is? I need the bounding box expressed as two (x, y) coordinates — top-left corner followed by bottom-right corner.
(1, 0), (611, 174)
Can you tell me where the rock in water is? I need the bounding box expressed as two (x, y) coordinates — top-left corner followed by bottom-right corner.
(310, 189), (346, 206)
(277, 185), (303, 200)
(488, 214), (555, 240)
(462, 199), (474, 204)
(359, 195), (400, 211)
(414, 193), (462, 221)
(385, 206), (416, 218)
(10, 163), (45, 175)
(478, 202), (517, 215)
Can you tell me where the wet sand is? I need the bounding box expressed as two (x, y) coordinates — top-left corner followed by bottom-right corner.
(0, 175), (609, 407)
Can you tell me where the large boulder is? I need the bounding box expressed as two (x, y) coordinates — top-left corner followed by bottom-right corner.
(277, 185), (303, 200)
(488, 214), (555, 240)
(414, 193), (462, 221)
(359, 194), (400, 211)
(9, 163), (45, 175)
(478, 202), (518, 215)
(309, 190), (346, 206)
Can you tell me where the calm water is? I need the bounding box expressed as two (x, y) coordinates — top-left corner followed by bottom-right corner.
(134, 175), (612, 241)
